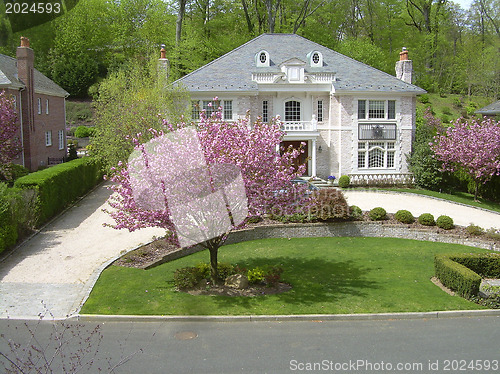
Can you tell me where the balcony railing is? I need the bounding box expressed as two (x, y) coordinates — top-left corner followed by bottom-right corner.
(280, 119), (318, 132)
(348, 173), (415, 186)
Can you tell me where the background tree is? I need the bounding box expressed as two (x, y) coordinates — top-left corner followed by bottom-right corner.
(0, 91), (22, 179)
(91, 54), (190, 171)
(430, 117), (500, 200)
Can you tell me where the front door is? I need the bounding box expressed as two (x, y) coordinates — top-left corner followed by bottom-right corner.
(281, 140), (308, 175)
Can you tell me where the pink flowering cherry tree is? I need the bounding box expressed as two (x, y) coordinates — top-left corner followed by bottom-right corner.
(106, 108), (308, 283)
(0, 91), (22, 178)
(430, 117), (500, 201)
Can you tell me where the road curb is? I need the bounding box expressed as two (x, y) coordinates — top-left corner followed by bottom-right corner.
(72, 309), (500, 323)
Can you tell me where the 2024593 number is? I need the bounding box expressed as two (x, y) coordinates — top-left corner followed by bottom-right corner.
(5, 2), (61, 14)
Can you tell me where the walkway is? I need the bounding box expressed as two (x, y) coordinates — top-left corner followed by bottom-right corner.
(0, 183), (164, 319)
(0, 186), (498, 320)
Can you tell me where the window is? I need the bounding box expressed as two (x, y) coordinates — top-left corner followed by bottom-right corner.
(58, 130), (64, 150)
(38, 98), (42, 114)
(357, 141), (396, 169)
(317, 100), (323, 122)
(46, 99), (49, 114)
(256, 50), (270, 67)
(368, 100), (385, 118)
(262, 100), (268, 123)
(45, 131), (52, 146)
(388, 100), (395, 119)
(358, 100), (397, 120)
(309, 51), (323, 67)
(191, 101), (200, 120)
(358, 124), (397, 140)
(289, 67), (300, 81)
(12, 95), (16, 110)
(358, 100), (366, 119)
(223, 100), (232, 120)
(259, 52), (267, 64)
(312, 53), (320, 64)
(285, 100), (301, 122)
(203, 100), (220, 117)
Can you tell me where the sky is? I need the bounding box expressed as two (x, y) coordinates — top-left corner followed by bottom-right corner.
(452, 0), (473, 10)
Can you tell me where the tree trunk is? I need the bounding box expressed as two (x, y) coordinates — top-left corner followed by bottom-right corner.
(176, 0), (187, 46)
(241, 0), (254, 34)
(209, 244), (219, 284)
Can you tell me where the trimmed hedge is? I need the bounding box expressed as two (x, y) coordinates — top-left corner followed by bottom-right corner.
(395, 209), (414, 224)
(436, 215), (454, 230)
(369, 207), (387, 221)
(14, 158), (102, 226)
(435, 253), (500, 298)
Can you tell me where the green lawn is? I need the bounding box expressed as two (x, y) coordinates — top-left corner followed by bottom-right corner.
(379, 188), (500, 214)
(81, 237), (490, 316)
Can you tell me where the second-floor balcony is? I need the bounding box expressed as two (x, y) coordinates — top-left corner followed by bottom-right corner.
(279, 117), (319, 133)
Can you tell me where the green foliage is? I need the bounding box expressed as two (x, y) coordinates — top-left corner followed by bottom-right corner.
(336, 38), (391, 73)
(466, 101), (479, 116)
(436, 215), (454, 230)
(434, 254), (482, 297)
(368, 207), (387, 221)
(51, 52), (99, 97)
(173, 266), (202, 289)
(441, 107), (452, 116)
(466, 224), (484, 236)
(485, 228), (500, 241)
(264, 266), (284, 287)
(0, 163), (29, 185)
(394, 210), (414, 224)
(74, 126), (95, 138)
(247, 267), (266, 284)
(308, 189), (350, 221)
(91, 55), (190, 170)
(67, 141), (78, 161)
(66, 102), (93, 123)
(0, 183), (17, 252)
(270, 213), (314, 223)
(338, 175), (350, 188)
(418, 94), (430, 104)
(14, 158), (102, 226)
(349, 205), (363, 220)
(418, 213), (435, 226)
(451, 253), (500, 278)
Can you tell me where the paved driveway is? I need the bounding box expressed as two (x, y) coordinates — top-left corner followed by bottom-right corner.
(0, 183), (164, 319)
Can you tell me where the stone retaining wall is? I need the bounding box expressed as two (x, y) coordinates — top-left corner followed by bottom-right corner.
(145, 222), (499, 269)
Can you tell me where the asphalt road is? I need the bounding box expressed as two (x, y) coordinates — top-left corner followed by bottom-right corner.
(1, 316), (499, 373)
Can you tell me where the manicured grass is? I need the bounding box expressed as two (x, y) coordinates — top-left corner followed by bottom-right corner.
(381, 188), (500, 214)
(81, 237), (490, 316)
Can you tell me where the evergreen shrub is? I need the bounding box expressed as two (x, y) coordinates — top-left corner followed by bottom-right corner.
(338, 175), (350, 188)
(394, 210), (414, 224)
(418, 213), (435, 226)
(436, 215), (454, 230)
(368, 207), (387, 221)
(349, 205), (363, 220)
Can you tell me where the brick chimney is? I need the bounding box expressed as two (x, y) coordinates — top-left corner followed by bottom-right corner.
(395, 47), (413, 84)
(17, 36), (35, 170)
(158, 44), (169, 78)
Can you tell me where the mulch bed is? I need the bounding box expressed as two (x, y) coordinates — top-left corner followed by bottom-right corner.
(113, 213), (499, 270)
(185, 281), (293, 297)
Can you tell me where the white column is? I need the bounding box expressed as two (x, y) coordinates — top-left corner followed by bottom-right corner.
(311, 138), (317, 177)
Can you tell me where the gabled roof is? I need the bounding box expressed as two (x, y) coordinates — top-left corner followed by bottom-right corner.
(175, 33), (426, 94)
(476, 100), (500, 115)
(0, 53), (69, 97)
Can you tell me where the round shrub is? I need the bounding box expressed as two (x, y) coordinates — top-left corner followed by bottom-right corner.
(369, 207), (387, 221)
(74, 125), (94, 138)
(350, 205), (363, 220)
(338, 175), (350, 188)
(394, 210), (414, 224)
(436, 215), (454, 230)
(247, 267), (266, 284)
(466, 224), (484, 236)
(309, 189), (350, 221)
(418, 213), (435, 226)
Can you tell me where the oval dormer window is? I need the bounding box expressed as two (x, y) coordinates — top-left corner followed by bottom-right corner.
(259, 52), (267, 64)
(312, 52), (320, 64)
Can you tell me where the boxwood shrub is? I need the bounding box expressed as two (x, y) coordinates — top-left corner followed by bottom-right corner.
(418, 213), (435, 226)
(435, 253), (500, 298)
(369, 207), (387, 221)
(14, 158), (102, 226)
(394, 210), (414, 224)
(338, 175), (350, 188)
(436, 215), (454, 230)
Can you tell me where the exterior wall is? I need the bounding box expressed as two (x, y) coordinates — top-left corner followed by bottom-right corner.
(30, 93), (66, 169)
(338, 95), (354, 177)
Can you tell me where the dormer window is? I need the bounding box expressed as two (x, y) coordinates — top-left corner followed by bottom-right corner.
(308, 51), (323, 67)
(256, 50), (270, 67)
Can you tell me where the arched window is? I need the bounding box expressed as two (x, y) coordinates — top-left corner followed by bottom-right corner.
(308, 51), (323, 67)
(256, 50), (270, 67)
(285, 100), (301, 122)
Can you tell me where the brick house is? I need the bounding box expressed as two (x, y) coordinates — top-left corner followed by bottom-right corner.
(174, 34), (426, 184)
(0, 37), (68, 171)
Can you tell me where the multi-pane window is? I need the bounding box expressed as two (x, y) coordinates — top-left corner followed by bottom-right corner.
(357, 142), (395, 169)
(202, 100), (220, 117)
(262, 100), (268, 123)
(46, 99), (49, 114)
(284, 100), (301, 122)
(368, 100), (385, 118)
(223, 100), (232, 120)
(58, 130), (65, 150)
(38, 98), (42, 115)
(358, 100), (397, 120)
(191, 101), (200, 120)
(317, 100), (323, 122)
(45, 131), (52, 146)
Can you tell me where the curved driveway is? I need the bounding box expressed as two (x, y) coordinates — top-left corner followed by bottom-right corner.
(0, 186), (498, 320)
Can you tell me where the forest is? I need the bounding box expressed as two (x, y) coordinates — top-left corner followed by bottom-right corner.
(0, 0), (498, 99)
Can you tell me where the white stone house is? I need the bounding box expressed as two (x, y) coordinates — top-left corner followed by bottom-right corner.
(174, 34), (426, 183)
